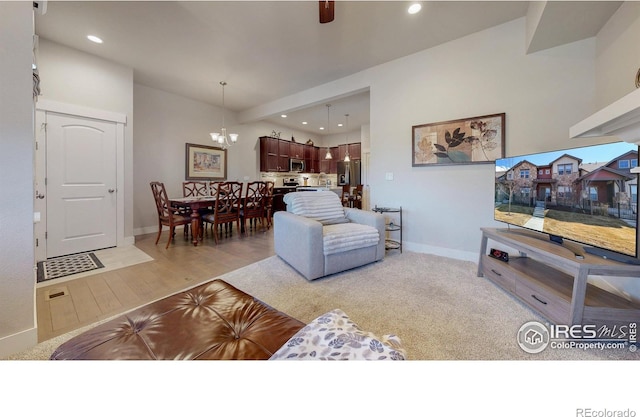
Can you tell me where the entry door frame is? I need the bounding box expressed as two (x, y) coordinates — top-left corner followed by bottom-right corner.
(538, 185), (551, 202)
(35, 99), (127, 262)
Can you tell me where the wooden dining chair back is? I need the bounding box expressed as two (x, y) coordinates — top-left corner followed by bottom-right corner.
(354, 184), (363, 209)
(207, 181), (221, 198)
(181, 180), (213, 237)
(150, 181), (191, 248)
(197, 181), (221, 237)
(241, 181), (267, 234)
(263, 181), (275, 229)
(341, 184), (351, 207)
(182, 181), (208, 197)
(202, 181), (243, 244)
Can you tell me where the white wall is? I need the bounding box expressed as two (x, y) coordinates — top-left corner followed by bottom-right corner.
(595, 1), (640, 108)
(37, 39), (135, 239)
(366, 18), (597, 261)
(0, 2), (37, 357)
(360, 124), (371, 153)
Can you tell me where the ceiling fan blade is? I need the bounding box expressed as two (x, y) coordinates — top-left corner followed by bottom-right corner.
(319, 0), (335, 24)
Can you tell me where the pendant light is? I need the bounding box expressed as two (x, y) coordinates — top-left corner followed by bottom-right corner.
(343, 113), (351, 162)
(324, 104), (332, 160)
(210, 81), (238, 149)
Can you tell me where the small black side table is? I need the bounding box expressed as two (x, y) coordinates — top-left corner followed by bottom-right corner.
(372, 206), (402, 253)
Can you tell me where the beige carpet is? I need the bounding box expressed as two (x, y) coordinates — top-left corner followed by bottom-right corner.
(220, 251), (639, 360)
(7, 250), (639, 360)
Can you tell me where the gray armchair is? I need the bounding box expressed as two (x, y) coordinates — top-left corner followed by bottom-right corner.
(274, 191), (385, 281)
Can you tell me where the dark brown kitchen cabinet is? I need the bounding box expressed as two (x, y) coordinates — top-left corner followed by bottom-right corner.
(338, 144), (348, 161)
(330, 147), (339, 173)
(304, 144), (313, 160)
(305, 145), (319, 173)
(338, 142), (361, 160)
(278, 140), (290, 171)
(289, 142), (304, 159)
(259, 136), (279, 172)
(348, 143), (361, 159)
(319, 147), (338, 173)
(260, 136), (290, 172)
(260, 138), (360, 174)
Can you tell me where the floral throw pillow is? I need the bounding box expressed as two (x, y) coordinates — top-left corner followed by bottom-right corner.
(269, 309), (406, 360)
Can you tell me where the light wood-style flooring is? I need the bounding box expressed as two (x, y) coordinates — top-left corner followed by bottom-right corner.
(36, 225), (275, 343)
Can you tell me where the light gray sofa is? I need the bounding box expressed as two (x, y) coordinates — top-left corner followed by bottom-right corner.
(274, 191), (385, 281)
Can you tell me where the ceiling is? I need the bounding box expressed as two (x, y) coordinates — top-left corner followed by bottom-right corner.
(34, 1), (622, 136)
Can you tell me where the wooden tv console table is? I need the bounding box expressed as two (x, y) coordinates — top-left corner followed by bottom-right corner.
(477, 227), (640, 326)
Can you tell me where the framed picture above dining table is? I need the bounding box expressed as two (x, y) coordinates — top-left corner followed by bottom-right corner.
(185, 142), (227, 180)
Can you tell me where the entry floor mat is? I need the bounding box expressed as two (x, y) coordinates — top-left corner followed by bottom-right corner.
(37, 252), (104, 283)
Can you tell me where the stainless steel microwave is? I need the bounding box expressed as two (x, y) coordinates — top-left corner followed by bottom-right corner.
(290, 158), (304, 172)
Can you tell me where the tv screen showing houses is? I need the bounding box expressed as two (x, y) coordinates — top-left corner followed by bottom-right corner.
(495, 142), (638, 257)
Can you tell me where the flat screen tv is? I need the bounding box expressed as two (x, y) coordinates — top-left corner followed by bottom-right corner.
(494, 141), (639, 263)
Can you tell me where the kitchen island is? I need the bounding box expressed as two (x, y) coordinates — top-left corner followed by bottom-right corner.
(272, 186), (343, 213)
(295, 186), (342, 196)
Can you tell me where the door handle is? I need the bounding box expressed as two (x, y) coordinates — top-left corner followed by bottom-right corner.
(108, 188), (115, 193)
(35, 191), (45, 199)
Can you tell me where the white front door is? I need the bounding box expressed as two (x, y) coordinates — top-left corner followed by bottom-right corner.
(46, 113), (118, 258)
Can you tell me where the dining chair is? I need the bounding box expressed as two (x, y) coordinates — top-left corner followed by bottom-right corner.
(150, 181), (191, 249)
(180, 181), (209, 236)
(263, 181), (275, 229)
(183, 180), (213, 214)
(203, 181), (222, 235)
(182, 181), (208, 197)
(341, 184), (351, 207)
(202, 181), (243, 244)
(353, 184), (363, 209)
(208, 181), (221, 198)
(241, 181), (267, 234)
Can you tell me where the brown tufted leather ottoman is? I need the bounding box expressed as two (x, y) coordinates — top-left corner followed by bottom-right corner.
(50, 279), (305, 360)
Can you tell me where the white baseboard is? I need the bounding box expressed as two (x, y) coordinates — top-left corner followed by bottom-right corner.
(403, 241), (479, 264)
(134, 226), (157, 236)
(0, 327), (38, 359)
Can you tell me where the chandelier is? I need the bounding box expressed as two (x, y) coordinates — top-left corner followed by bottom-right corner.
(324, 104), (332, 160)
(343, 113), (350, 162)
(210, 81), (238, 149)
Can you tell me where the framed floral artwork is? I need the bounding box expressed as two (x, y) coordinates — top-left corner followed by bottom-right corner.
(185, 143), (227, 180)
(412, 113), (505, 166)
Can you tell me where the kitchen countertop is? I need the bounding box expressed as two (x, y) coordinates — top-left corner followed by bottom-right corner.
(296, 186), (342, 194)
(274, 185), (341, 192)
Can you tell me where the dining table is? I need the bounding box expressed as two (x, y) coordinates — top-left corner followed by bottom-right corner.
(169, 196), (216, 246)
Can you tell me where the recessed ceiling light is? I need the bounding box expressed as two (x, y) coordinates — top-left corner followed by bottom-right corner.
(338, 123), (343, 127)
(302, 121), (308, 125)
(408, 3), (422, 14)
(87, 35), (103, 44)
(281, 114), (287, 118)
(319, 127), (325, 130)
